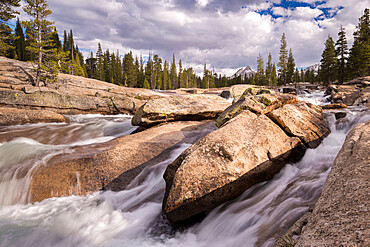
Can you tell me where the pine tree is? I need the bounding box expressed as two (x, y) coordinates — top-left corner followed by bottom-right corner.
(153, 54), (162, 89)
(256, 53), (265, 85)
(86, 51), (96, 78)
(286, 48), (295, 83)
(0, 0), (20, 56)
(335, 25), (349, 84)
(96, 43), (103, 80)
(265, 52), (272, 86)
(163, 60), (170, 90)
(0, 0), (20, 21)
(347, 8), (370, 78)
(271, 63), (278, 86)
(170, 53), (177, 89)
(23, 0), (58, 86)
(178, 59), (183, 88)
(278, 33), (288, 85)
(14, 18), (26, 61)
(320, 35), (337, 85)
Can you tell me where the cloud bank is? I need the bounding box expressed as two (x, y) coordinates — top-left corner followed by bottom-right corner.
(28, 0), (369, 76)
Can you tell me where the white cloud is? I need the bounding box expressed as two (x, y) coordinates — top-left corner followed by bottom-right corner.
(31, 0), (369, 76)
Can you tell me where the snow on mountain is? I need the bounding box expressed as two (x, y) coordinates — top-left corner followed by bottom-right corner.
(303, 64), (320, 75)
(230, 65), (256, 79)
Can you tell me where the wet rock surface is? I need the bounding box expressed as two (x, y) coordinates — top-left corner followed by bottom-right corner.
(163, 111), (307, 222)
(0, 107), (66, 126)
(30, 120), (217, 203)
(132, 94), (231, 127)
(216, 93), (298, 127)
(268, 102), (331, 148)
(163, 99), (330, 223)
(293, 121), (370, 247)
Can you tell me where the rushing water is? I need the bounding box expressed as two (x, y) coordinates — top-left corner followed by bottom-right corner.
(0, 94), (369, 247)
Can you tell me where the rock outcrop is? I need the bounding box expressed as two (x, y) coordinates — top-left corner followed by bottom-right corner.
(0, 56), (166, 114)
(220, 84), (271, 102)
(326, 77), (370, 108)
(30, 120), (217, 202)
(321, 103), (347, 110)
(132, 94), (231, 127)
(292, 121), (369, 247)
(267, 102), (331, 148)
(163, 101), (330, 223)
(0, 107), (66, 126)
(216, 93), (298, 127)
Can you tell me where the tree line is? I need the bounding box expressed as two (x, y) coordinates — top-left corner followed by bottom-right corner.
(0, 1), (369, 89)
(320, 8), (369, 85)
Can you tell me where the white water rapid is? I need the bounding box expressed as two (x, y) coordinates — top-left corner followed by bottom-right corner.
(0, 93), (368, 247)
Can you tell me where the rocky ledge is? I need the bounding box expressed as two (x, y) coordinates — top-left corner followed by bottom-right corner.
(0, 56), (166, 116)
(0, 107), (66, 126)
(277, 121), (369, 246)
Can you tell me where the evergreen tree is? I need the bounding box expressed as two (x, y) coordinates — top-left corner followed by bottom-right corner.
(0, 0), (20, 21)
(86, 51), (96, 79)
(286, 48), (295, 83)
(170, 53), (177, 89)
(153, 54), (162, 89)
(14, 18), (26, 61)
(96, 43), (103, 80)
(347, 8), (370, 78)
(335, 25), (349, 84)
(271, 63), (278, 86)
(320, 35), (337, 85)
(178, 59), (184, 88)
(163, 60), (170, 90)
(256, 53), (265, 85)
(0, 0), (20, 56)
(265, 52), (272, 86)
(278, 33), (288, 85)
(123, 51), (135, 87)
(23, 0), (58, 86)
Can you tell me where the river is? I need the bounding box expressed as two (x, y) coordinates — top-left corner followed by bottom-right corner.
(0, 92), (368, 247)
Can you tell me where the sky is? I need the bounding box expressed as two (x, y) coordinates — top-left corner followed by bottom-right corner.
(17, 0), (370, 76)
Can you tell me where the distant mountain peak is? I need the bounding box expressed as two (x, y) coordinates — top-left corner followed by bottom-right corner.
(230, 65), (255, 79)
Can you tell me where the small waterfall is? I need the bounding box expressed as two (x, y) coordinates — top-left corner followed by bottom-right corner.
(0, 114), (136, 206)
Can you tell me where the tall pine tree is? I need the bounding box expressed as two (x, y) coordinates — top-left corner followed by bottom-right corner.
(23, 0), (58, 86)
(256, 53), (265, 85)
(335, 25), (349, 84)
(347, 8), (370, 78)
(320, 35), (337, 85)
(286, 48), (295, 83)
(278, 33), (288, 85)
(14, 18), (26, 61)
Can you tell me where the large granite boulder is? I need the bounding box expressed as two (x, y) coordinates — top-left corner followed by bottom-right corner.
(132, 94), (231, 127)
(30, 120), (217, 203)
(163, 101), (330, 223)
(293, 121), (369, 247)
(327, 77), (369, 107)
(0, 107), (66, 126)
(267, 102), (331, 148)
(216, 93), (298, 127)
(163, 111), (306, 222)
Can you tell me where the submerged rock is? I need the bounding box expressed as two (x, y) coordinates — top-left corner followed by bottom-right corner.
(132, 94), (231, 127)
(30, 120), (217, 203)
(321, 103), (347, 110)
(0, 107), (66, 126)
(294, 121), (370, 247)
